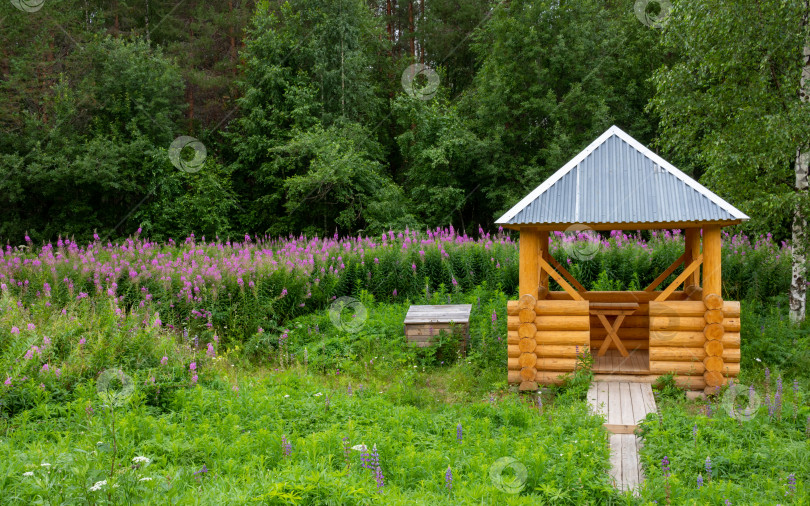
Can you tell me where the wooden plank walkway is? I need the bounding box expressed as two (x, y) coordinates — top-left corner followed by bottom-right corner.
(587, 381), (657, 492)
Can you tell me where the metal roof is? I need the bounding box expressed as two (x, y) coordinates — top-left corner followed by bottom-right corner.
(495, 126), (750, 226)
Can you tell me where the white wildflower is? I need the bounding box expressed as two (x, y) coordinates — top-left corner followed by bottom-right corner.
(40, 463), (51, 467)
(351, 444), (368, 452)
(23, 471), (34, 477)
(139, 477), (152, 482)
(283, 394), (290, 398)
(314, 392), (323, 397)
(755, 358), (762, 362)
(89, 480), (107, 492)
(132, 456), (151, 464)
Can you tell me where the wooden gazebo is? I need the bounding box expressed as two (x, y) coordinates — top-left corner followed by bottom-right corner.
(499, 126), (749, 393)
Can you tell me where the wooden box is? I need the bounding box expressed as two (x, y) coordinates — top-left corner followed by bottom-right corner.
(403, 304), (472, 350)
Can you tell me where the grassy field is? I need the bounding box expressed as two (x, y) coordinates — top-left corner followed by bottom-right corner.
(1, 231), (808, 504)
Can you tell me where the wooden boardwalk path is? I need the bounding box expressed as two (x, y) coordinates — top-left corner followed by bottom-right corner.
(586, 381), (657, 492)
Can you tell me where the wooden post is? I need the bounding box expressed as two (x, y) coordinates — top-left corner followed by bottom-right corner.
(702, 226), (722, 297)
(519, 228), (541, 298)
(539, 231), (550, 296)
(702, 225), (724, 392)
(684, 228), (701, 288)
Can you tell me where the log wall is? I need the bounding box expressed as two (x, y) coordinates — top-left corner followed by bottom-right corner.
(648, 297), (740, 391)
(507, 293), (741, 391)
(507, 295), (590, 388)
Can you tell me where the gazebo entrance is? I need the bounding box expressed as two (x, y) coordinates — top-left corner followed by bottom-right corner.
(500, 126), (747, 393)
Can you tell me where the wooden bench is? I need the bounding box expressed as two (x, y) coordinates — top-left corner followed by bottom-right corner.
(590, 302), (639, 357)
(403, 304), (472, 350)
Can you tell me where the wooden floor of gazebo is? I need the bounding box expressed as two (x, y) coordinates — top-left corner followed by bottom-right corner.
(592, 349), (650, 374)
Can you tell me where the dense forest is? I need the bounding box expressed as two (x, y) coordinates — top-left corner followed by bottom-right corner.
(0, 0), (807, 245)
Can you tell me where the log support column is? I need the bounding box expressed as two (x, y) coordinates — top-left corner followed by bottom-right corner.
(519, 228), (541, 299)
(517, 294), (538, 391)
(702, 226), (725, 393)
(684, 228), (701, 291)
(538, 231), (550, 299)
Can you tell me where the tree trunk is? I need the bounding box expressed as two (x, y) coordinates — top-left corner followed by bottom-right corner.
(408, 0), (415, 58)
(229, 0), (237, 75)
(791, 44), (810, 323)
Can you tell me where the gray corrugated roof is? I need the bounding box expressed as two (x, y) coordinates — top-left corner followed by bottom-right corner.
(496, 126), (749, 225)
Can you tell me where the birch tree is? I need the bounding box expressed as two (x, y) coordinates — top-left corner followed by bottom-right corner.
(650, 0), (810, 321)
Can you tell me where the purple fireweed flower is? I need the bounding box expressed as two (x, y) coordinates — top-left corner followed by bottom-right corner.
(11, 327), (19, 335)
(27, 323), (35, 331)
(4, 377), (11, 386)
(393, 289), (397, 297)
(445, 466), (453, 491)
(191, 374), (198, 384)
(189, 362), (197, 371)
(207, 342), (215, 358)
(41, 363), (49, 373)
(161, 356), (168, 366)
(280, 288), (287, 297)
(281, 435), (292, 457)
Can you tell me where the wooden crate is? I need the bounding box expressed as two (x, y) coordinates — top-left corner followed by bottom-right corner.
(403, 304), (472, 350)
